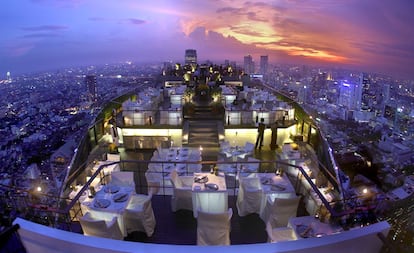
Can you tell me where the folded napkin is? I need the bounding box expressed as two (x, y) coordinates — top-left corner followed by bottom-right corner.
(271, 184), (286, 191)
(205, 183), (219, 191)
(113, 193), (128, 202)
(104, 185), (120, 193)
(261, 177), (272, 185)
(194, 175), (208, 183)
(94, 199), (110, 208)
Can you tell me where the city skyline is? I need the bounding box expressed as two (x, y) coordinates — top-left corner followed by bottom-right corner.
(2, 0), (414, 79)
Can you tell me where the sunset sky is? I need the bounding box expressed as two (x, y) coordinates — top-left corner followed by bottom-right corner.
(2, 0), (414, 78)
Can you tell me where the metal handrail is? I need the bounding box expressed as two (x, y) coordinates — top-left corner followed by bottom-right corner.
(1, 158), (379, 231)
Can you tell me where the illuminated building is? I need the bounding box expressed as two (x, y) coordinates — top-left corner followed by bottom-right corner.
(244, 54), (255, 74)
(339, 81), (362, 111)
(260, 55), (268, 75)
(185, 49), (197, 67)
(85, 75), (97, 103)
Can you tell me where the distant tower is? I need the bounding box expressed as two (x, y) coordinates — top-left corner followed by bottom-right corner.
(243, 55), (254, 74)
(185, 49), (197, 66)
(85, 75), (97, 103)
(6, 71), (11, 82)
(360, 73), (370, 109)
(383, 84), (390, 103)
(259, 55), (268, 75)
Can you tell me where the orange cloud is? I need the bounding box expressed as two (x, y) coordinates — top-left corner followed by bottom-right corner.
(178, 0), (354, 64)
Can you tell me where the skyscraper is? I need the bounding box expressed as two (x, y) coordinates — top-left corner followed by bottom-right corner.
(243, 55), (254, 74)
(185, 49), (197, 66)
(259, 55), (268, 75)
(85, 75), (97, 103)
(339, 81), (362, 111)
(360, 73), (371, 110)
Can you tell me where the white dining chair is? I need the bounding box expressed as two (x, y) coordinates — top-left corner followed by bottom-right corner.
(197, 208), (233, 246)
(266, 215), (298, 243)
(110, 171), (136, 191)
(124, 193), (156, 237)
(261, 195), (301, 226)
(145, 170), (161, 195)
(236, 177), (263, 216)
(170, 169), (194, 212)
(79, 212), (123, 240)
(219, 141), (232, 158)
(238, 141), (255, 159)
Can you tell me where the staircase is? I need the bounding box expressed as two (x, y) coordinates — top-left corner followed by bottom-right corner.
(187, 120), (220, 148)
(182, 100), (225, 146)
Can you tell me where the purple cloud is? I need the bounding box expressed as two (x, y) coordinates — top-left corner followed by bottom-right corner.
(21, 25), (68, 31)
(89, 17), (107, 21)
(128, 18), (146, 25)
(22, 33), (62, 39)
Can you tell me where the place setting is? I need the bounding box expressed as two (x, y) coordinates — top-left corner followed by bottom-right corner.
(194, 174), (209, 184)
(93, 198), (111, 208)
(260, 177), (287, 192)
(204, 183), (219, 191)
(112, 192), (129, 203)
(104, 185), (120, 194)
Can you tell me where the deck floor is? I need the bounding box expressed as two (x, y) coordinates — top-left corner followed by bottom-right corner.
(124, 195), (269, 245)
(115, 146), (307, 245)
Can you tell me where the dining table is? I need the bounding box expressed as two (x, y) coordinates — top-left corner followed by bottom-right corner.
(146, 147), (202, 189)
(220, 145), (251, 161)
(191, 172), (228, 218)
(257, 173), (296, 215)
(81, 184), (134, 237)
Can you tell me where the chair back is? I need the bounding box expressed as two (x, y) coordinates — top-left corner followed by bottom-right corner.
(266, 215), (298, 242)
(170, 170), (193, 211)
(268, 195), (301, 226)
(111, 171), (135, 189)
(79, 212), (123, 240)
(244, 142), (255, 152)
(240, 176), (262, 191)
(170, 169), (182, 188)
(197, 208), (233, 245)
(237, 177), (262, 216)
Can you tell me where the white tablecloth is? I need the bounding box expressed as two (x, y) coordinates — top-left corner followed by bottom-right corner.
(146, 147), (202, 189)
(220, 146), (250, 161)
(257, 173), (296, 214)
(192, 173), (228, 217)
(81, 185), (134, 236)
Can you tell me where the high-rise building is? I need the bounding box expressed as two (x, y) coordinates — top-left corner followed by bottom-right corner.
(259, 55), (268, 75)
(243, 55), (254, 74)
(185, 49), (197, 66)
(339, 81), (362, 110)
(383, 84), (390, 104)
(360, 73), (371, 109)
(85, 75), (97, 103)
